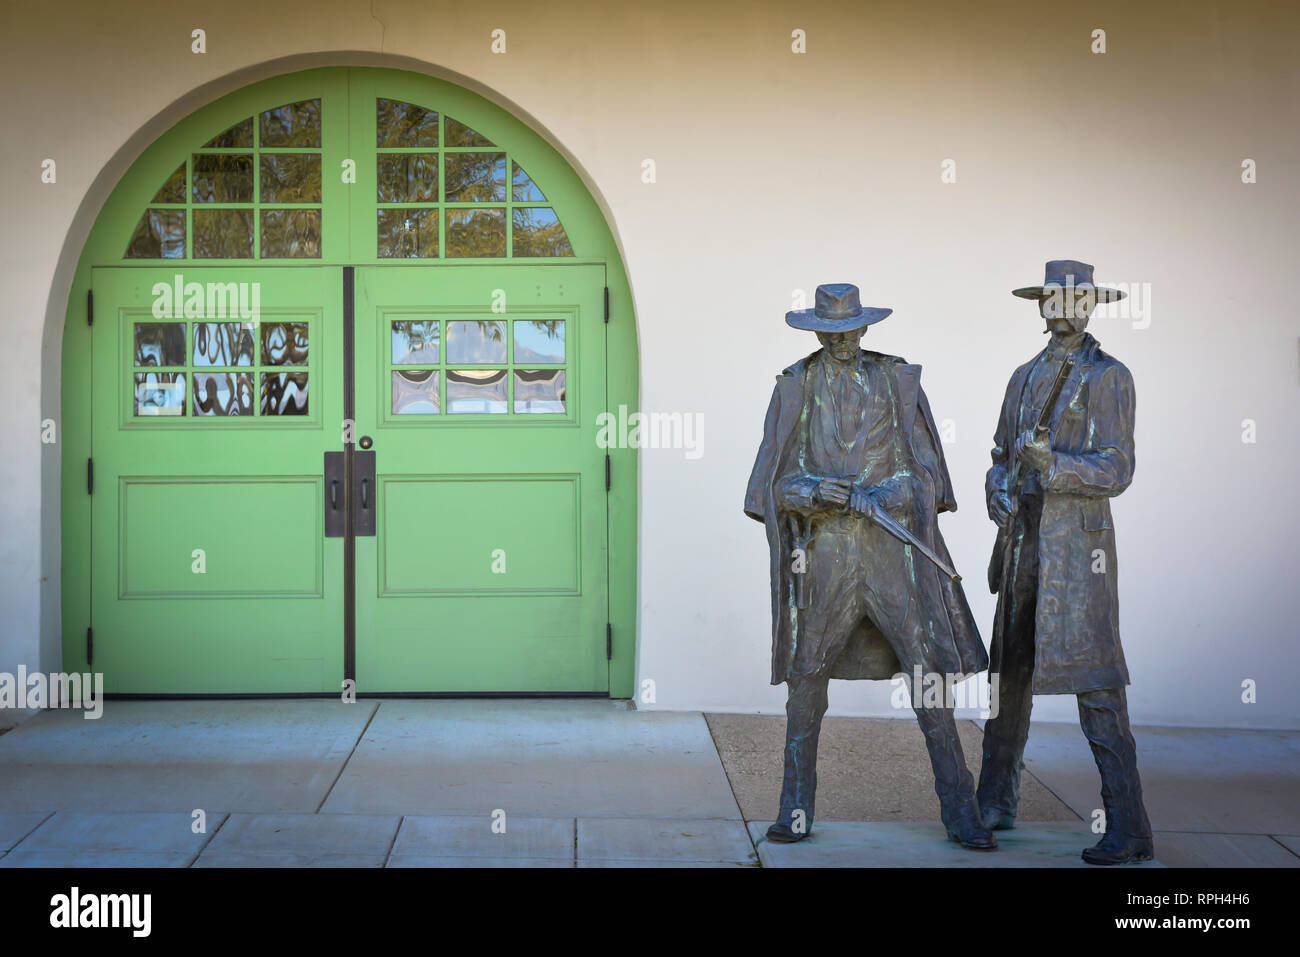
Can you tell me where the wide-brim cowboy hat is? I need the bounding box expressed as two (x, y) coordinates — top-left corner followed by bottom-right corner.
(1013, 259), (1126, 303)
(786, 282), (892, 332)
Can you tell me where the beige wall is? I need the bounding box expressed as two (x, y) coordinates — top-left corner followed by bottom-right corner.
(2, 0), (1296, 727)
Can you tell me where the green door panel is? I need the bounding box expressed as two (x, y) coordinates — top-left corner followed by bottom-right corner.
(354, 264), (609, 692)
(121, 478), (322, 597)
(90, 266), (343, 693)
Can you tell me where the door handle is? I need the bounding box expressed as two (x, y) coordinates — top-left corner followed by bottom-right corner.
(354, 450), (376, 536)
(324, 452), (345, 537)
(326, 450), (375, 537)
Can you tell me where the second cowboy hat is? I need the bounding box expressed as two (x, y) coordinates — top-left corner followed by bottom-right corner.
(1012, 260), (1126, 303)
(786, 283), (893, 332)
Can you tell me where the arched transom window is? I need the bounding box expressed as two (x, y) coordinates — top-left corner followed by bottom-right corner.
(125, 97), (574, 261)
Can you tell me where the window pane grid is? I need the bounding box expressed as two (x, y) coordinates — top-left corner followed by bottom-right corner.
(387, 317), (566, 416)
(130, 320), (311, 418)
(124, 98), (575, 261)
(126, 101), (322, 260)
(374, 105), (573, 260)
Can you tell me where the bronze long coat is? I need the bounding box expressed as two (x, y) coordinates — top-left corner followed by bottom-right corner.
(745, 349), (986, 685)
(986, 333), (1134, 694)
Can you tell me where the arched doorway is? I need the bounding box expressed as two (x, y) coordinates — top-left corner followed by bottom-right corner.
(61, 67), (637, 696)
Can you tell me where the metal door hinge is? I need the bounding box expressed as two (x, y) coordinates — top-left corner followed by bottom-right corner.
(87, 289), (93, 326)
(606, 622), (613, 660)
(87, 458), (93, 494)
(604, 286), (610, 323)
(604, 453), (611, 491)
(86, 626), (93, 666)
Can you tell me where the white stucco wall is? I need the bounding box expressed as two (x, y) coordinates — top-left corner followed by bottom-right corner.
(1, 0), (1296, 728)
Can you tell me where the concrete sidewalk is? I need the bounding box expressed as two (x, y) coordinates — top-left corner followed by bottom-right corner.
(0, 700), (1294, 867)
(709, 713), (1300, 867)
(0, 699), (754, 867)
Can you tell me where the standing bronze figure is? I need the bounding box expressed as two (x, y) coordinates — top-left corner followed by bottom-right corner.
(744, 284), (995, 850)
(978, 260), (1154, 865)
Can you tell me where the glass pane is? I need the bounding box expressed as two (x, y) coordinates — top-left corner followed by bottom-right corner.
(376, 98), (439, 147)
(446, 320), (506, 363)
(260, 209), (321, 258)
(259, 100), (321, 147)
(445, 153), (506, 201)
(377, 208), (438, 258)
(193, 322), (255, 367)
(512, 207), (574, 257)
(377, 154), (438, 203)
(260, 372), (309, 415)
(193, 208), (253, 258)
(391, 320), (440, 364)
(260, 154), (321, 203)
(261, 322), (309, 365)
(447, 369), (506, 413)
(133, 372), (186, 416)
(202, 118), (253, 148)
(192, 154), (254, 202)
(444, 116), (495, 148)
(513, 320), (565, 363)
(512, 162), (546, 202)
(514, 369), (566, 413)
(125, 209), (185, 259)
(152, 163), (187, 203)
(193, 372), (254, 416)
(134, 322), (186, 366)
(445, 208), (506, 258)
(392, 370), (440, 414)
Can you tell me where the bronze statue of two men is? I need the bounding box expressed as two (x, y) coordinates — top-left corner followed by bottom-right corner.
(745, 262), (1154, 864)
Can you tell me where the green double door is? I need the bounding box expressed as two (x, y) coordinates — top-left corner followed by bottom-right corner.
(90, 263), (608, 693)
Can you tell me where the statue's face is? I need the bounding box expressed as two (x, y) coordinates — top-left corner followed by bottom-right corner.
(1038, 288), (1096, 336)
(816, 327), (866, 362)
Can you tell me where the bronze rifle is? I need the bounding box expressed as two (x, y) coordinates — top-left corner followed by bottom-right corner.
(990, 355), (1075, 594)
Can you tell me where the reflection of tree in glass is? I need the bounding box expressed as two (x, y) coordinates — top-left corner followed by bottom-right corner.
(194, 372), (252, 415)
(192, 155), (254, 203)
(261, 372), (308, 415)
(262, 210), (322, 258)
(393, 320), (439, 362)
(446, 153), (505, 202)
(126, 211), (176, 258)
(195, 323), (254, 366)
(261, 323), (308, 365)
(134, 323), (185, 366)
(203, 118), (253, 149)
(446, 209), (505, 257)
(513, 208), (573, 257)
(445, 116), (495, 148)
(260, 101), (321, 148)
(194, 209), (254, 258)
(513, 321), (565, 363)
(475, 320), (505, 342)
(260, 155), (321, 203)
(153, 164), (187, 203)
(377, 154), (437, 202)
(376, 100), (438, 148)
(446, 321), (508, 364)
(377, 209), (437, 258)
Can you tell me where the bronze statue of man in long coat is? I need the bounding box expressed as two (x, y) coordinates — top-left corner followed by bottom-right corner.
(978, 260), (1154, 864)
(745, 283), (995, 849)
